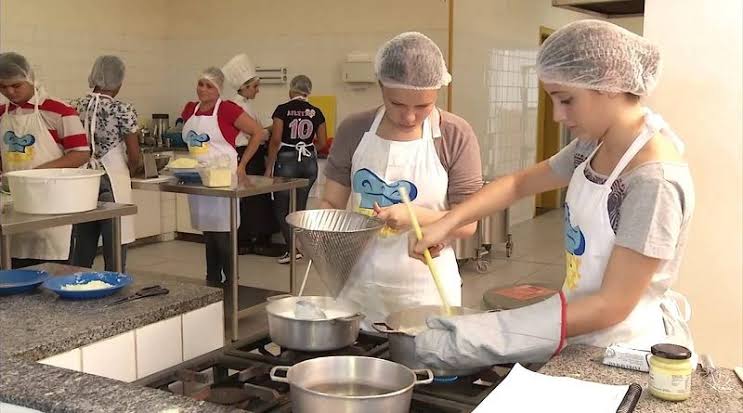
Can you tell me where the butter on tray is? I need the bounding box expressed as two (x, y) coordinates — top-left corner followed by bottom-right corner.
(199, 167), (232, 187)
(168, 158), (199, 169)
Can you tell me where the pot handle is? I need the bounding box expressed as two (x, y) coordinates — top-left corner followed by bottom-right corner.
(413, 369), (434, 385)
(371, 322), (399, 334)
(269, 366), (290, 383)
(266, 294), (293, 302)
(337, 312), (366, 322)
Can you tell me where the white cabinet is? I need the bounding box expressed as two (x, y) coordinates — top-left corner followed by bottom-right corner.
(81, 331), (136, 382)
(182, 302), (224, 360)
(132, 189), (162, 239)
(38, 348), (81, 371)
(36, 301), (224, 381)
(135, 316), (183, 378)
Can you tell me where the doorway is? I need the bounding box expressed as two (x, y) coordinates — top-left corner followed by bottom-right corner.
(535, 26), (562, 215)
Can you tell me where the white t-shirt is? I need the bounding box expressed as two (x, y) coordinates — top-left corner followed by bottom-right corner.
(229, 95), (260, 147)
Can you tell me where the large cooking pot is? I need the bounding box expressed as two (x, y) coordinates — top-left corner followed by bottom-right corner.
(270, 356), (433, 413)
(373, 305), (486, 377)
(266, 295), (364, 351)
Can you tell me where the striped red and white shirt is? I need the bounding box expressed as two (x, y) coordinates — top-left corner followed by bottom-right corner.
(0, 92), (89, 152)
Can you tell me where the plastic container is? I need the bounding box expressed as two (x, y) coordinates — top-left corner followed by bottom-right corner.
(4, 168), (104, 214)
(648, 343), (693, 401)
(198, 167), (233, 187)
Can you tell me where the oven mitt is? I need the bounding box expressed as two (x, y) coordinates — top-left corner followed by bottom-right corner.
(415, 292), (567, 371)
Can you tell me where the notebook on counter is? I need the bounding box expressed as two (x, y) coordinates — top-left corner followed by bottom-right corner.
(473, 364), (642, 413)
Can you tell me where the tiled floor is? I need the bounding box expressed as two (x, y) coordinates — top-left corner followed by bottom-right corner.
(97, 209), (566, 338)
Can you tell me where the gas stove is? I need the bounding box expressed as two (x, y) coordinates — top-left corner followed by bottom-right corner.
(136, 331), (510, 412)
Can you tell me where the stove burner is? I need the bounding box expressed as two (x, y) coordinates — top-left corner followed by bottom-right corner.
(206, 387), (253, 405)
(227, 331), (389, 365)
(433, 375), (459, 383)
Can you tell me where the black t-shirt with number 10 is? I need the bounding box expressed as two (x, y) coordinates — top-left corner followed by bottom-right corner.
(271, 97), (326, 148)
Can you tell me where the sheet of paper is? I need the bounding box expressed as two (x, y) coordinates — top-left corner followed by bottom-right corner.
(473, 364), (630, 413)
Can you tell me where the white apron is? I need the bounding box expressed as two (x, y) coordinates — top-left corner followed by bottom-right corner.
(564, 109), (694, 351)
(182, 99), (239, 232)
(339, 107), (461, 329)
(83, 93), (135, 244)
(0, 97), (71, 260)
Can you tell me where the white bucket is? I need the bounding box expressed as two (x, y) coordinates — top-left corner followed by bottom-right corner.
(4, 168), (105, 214)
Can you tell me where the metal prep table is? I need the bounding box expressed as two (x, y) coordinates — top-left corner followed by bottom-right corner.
(0, 202), (138, 272)
(131, 175), (309, 341)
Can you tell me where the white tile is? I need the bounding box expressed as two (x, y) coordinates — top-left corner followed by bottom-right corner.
(81, 331), (136, 382)
(38, 348), (81, 372)
(135, 316), (182, 378)
(182, 302), (224, 360)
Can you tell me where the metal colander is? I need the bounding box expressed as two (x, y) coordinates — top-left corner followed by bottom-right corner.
(286, 209), (383, 297)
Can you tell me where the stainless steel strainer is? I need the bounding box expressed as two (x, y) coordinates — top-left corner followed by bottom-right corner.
(286, 209), (383, 297)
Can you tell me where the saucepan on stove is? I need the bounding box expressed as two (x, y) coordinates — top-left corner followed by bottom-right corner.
(270, 355), (433, 413)
(265, 294), (365, 351)
(373, 305), (488, 377)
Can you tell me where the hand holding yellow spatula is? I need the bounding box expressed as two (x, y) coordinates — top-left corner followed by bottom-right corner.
(399, 187), (452, 316)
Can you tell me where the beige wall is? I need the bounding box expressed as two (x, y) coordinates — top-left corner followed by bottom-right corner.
(0, 0), (447, 128)
(0, 0), (172, 120)
(452, 0), (643, 224)
(644, 0), (743, 367)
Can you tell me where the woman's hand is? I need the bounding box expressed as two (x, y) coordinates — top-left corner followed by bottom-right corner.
(408, 217), (456, 260)
(236, 167), (249, 184)
(372, 203), (411, 231)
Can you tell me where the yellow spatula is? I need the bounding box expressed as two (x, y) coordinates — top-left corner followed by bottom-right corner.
(399, 187), (452, 316)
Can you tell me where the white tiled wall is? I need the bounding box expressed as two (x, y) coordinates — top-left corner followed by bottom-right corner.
(1, 0), (448, 131)
(452, 0), (643, 225)
(0, 0), (172, 120)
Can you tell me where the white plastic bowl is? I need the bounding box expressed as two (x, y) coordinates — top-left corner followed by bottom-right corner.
(5, 168), (105, 214)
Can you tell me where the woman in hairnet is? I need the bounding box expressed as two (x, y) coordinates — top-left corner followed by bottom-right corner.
(69, 55), (139, 272)
(322, 33), (482, 327)
(222, 54), (279, 256)
(411, 20), (696, 370)
(179, 67), (264, 287)
(0, 52), (90, 268)
(266, 75), (328, 264)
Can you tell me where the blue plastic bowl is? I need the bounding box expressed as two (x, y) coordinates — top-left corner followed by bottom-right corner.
(42, 272), (133, 300)
(0, 270), (50, 295)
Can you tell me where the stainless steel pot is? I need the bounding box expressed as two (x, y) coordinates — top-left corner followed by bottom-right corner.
(270, 356), (433, 413)
(373, 305), (485, 377)
(265, 295), (364, 351)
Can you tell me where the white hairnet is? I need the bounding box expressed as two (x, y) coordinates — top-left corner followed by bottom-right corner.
(536, 20), (661, 96)
(88, 55), (125, 90)
(375, 32), (451, 90)
(222, 54), (258, 91)
(0, 52), (34, 84)
(200, 66), (225, 93)
(289, 75), (312, 96)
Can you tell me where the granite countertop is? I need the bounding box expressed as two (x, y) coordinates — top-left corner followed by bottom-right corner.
(0, 263), (231, 413)
(540, 345), (743, 413)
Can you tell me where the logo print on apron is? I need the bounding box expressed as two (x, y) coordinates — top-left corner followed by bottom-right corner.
(352, 167), (418, 237)
(564, 204), (586, 291)
(3, 131), (35, 163)
(186, 130), (211, 155)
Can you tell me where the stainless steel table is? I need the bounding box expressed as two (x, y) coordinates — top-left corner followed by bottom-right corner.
(0, 202), (138, 272)
(131, 175), (309, 341)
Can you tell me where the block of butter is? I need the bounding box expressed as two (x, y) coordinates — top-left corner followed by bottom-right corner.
(200, 168), (232, 187)
(603, 343), (650, 372)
